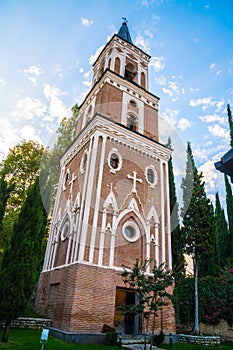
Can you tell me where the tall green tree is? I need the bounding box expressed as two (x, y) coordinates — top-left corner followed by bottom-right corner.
(181, 142), (215, 334)
(227, 104), (233, 147)
(214, 192), (231, 267)
(0, 177), (47, 342)
(167, 137), (184, 273)
(224, 175), (233, 259)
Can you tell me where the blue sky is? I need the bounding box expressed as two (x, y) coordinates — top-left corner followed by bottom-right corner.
(1, 0), (233, 206)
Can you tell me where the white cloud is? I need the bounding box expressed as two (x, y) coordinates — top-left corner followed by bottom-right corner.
(23, 65), (43, 76)
(144, 29), (153, 38)
(199, 114), (226, 125)
(135, 34), (151, 53)
(216, 70), (222, 76)
(20, 125), (42, 143)
(193, 37), (199, 43)
(210, 63), (216, 70)
(155, 75), (166, 85)
(189, 97), (214, 110)
(0, 78), (6, 89)
(198, 160), (218, 192)
(89, 45), (105, 65)
(43, 84), (68, 122)
(149, 56), (165, 71)
(208, 124), (229, 141)
(82, 80), (92, 87)
(81, 17), (93, 27)
(190, 87), (199, 92)
(162, 87), (173, 96)
(177, 117), (192, 131)
(56, 65), (64, 78)
(0, 118), (20, 161)
(22, 65), (43, 86)
(13, 97), (47, 119)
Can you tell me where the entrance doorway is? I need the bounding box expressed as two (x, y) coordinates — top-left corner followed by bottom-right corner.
(114, 287), (140, 335)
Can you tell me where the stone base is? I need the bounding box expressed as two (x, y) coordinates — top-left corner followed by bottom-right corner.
(179, 334), (221, 346)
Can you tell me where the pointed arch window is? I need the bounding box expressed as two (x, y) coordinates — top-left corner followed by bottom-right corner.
(141, 72), (146, 89)
(127, 114), (137, 131)
(114, 57), (121, 75)
(125, 62), (137, 82)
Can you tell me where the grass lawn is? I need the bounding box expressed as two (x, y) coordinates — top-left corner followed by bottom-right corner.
(160, 343), (233, 350)
(0, 329), (122, 350)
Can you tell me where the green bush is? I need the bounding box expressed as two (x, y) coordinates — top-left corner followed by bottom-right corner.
(152, 330), (164, 346)
(105, 331), (118, 345)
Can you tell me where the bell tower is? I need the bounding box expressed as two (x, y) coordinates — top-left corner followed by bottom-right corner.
(35, 20), (175, 338)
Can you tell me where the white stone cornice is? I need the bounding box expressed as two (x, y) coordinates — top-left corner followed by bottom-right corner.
(61, 114), (171, 167)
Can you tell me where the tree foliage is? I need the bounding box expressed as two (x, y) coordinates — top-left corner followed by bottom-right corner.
(0, 140), (45, 251)
(181, 142), (215, 276)
(120, 259), (173, 347)
(214, 192), (231, 267)
(224, 175), (233, 260)
(167, 137), (184, 273)
(227, 104), (233, 147)
(0, 177), (47, 342)
(40, 104), (79, 214)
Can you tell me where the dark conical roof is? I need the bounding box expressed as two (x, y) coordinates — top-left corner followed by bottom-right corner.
(117, 20), (133, 44)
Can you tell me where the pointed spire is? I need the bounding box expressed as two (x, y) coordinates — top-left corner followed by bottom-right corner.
(117, 18), (133, 44)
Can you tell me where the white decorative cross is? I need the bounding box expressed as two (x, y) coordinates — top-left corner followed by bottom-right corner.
(69, 172), (77, 194)
(127, 171), (142, 193)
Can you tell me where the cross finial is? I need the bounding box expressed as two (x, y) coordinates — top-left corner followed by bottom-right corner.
(122, 17), (128, 23)
(127, 171), (142, 193)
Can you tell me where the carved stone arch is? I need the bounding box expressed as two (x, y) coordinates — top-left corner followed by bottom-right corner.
(53, 212), (71, 267)
(114, 209), (147, 267)
(103, 190), (118, 213)
(146, 205), (159, 223)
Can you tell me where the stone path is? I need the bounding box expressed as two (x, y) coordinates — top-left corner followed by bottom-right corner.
(123, 344), (164, 350)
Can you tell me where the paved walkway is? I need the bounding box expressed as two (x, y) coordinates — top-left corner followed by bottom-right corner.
(123, 344), (164, 350)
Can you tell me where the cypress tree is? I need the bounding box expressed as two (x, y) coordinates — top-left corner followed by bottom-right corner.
(0, 177), (47, 342)
(227, 104), (233, 147)
(224, 175), (233, 259)
(167, 137), (184, 272)
(181, 142), (215, 334)
(214, 192), (230, 267)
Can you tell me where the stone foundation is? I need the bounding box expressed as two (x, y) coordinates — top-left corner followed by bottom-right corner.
(179, 334), (221, 346)
(0, 317), (52, 329)
(200, 319), (233, 342)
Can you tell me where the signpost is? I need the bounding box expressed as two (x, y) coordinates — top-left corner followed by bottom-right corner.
(40, 328), (49, 350)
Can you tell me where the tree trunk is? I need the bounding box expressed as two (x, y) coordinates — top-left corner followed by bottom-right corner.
(2, 319), (11, 342)
(193, 258), (199, 334)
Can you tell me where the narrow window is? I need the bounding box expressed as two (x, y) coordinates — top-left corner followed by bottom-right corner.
(127, 115), (137, 131)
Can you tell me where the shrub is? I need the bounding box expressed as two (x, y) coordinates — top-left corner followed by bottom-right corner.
(152, 330), (165, 346)
(106, 331), (118, 345)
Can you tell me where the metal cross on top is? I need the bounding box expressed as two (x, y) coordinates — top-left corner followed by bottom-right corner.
(127, 171), (142, 193)
(122, 17), (128, 23)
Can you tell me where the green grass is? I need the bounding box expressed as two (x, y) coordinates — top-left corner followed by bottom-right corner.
(160, 343), (233, 350)
(0, 329), (122, 350)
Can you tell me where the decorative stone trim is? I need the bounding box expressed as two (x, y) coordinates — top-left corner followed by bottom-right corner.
(178, 334), (221, 346)
(0, 317), (52, 329)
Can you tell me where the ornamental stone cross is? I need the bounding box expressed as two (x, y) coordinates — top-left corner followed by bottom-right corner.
(127, 171), (142, 193)
(69, 172), (77, 194)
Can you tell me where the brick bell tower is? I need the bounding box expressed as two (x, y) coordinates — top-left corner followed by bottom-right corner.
(35, 20), (175, 336)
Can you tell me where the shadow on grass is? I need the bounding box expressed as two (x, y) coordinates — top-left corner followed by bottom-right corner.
(0, 328), (124, 350)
